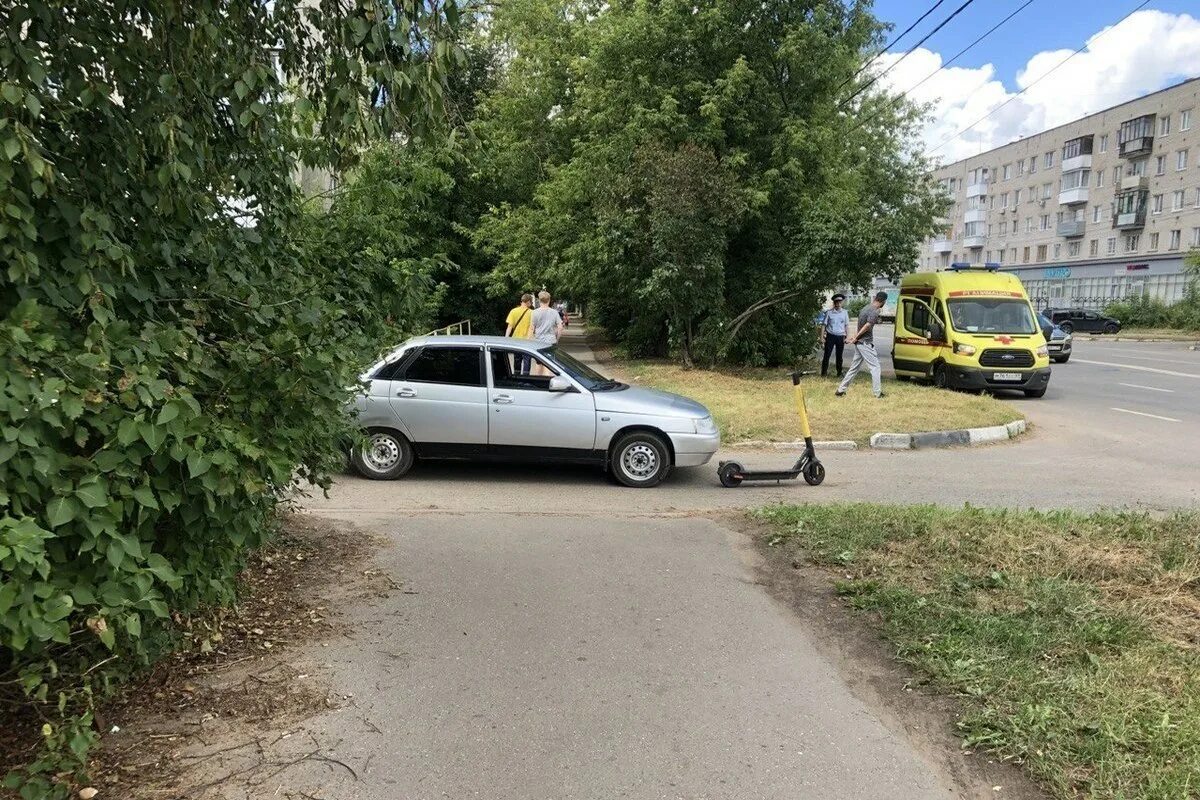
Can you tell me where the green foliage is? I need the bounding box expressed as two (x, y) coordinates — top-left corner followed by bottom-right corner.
(758, 504), (1200, 799)
(472, 0), (946, 365)
(1, 1), (459, 795)
(1103, 261), (1200, 331)
(846, 296), (869, 319)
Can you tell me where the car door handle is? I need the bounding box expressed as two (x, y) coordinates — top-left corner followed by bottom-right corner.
(397, 388), (417, 398)
(493, 395), (514, 404)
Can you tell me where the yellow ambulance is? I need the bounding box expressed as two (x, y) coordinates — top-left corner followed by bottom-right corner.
(892, 263), (1051, 397)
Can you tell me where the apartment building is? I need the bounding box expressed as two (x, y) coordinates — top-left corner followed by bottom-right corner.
(920, 77), (1200, 308)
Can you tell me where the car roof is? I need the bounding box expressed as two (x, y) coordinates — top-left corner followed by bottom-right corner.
(404, 334), (547, 348)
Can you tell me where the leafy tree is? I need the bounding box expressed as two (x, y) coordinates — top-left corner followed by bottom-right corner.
(473, 0), (946, 365)
(1, 1), (459, 794)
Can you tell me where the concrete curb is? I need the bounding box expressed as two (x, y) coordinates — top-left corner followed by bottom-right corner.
(868, 418), (1027, 450)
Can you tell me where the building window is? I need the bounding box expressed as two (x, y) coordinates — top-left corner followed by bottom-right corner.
(1113, 166), (1122, 184)
(1017, 160), (1025, 176)
(1029, 157), (1037, 174)
(1056, 211), (1064, 224)
(1036, 245), (1048, 262)
(1089, 239), (1099, 256)
(1130, 159), (1146, 177)
(1149, 232), (1159, 251)
(1040, 214), (1050, 230)
(1155, 155), (1167, 175)
(1160, 115), (1172, 136)
(1010, 247), (1017, 262)
(1044, 151), (1054, 169)
(1000, 220), (1008, 234)
(1183, 109), (1193, 131)
(997, 249), (1005, 263)
(1193, 227), (1200, 247)
(1178, 149), (1189, 171)
(1169, 229), (1181, 250)
(1023, 246), (1030, 263)
(987, 224), (993, 236)
(1107, 237), (1117, 255)
(1053, 243), (1061, 259)
(1002, 164), (1011, 180)
(1014, 188), (1021, 204)
(1068, 241), (1081, 257)
(1196, 188), (1200, 207)
(1026, 217), (1033, 232)
(1001, 192), (1009, 208)
(1124, 234), (1140, 253)
(1099, 134), (1108, 153)
(1043, 183), (1052, 199)
(1173, 190), (1185, 211)
(1152, 194), (1163, 214)
(1092, 205), (1101, 222)
(1096, 170), (1104, 188)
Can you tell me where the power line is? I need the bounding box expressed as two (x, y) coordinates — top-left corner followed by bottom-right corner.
(837, 0), (950, 92)
(839, 0), (978, 111)
(926, 0), (1153, 156)
(846, 0), (1039, 136)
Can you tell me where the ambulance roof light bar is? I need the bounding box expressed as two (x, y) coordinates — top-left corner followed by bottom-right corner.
(948, 262), (1001, 272)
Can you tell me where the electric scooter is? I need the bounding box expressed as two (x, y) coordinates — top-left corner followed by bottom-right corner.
(717, 370), (825, 488)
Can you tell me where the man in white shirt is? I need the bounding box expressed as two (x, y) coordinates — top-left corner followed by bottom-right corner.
(818, 294), (850, 377)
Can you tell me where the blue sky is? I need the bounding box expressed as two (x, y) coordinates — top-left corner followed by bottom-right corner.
(865, 2), (1200, 160)
(871, 0), (1198, 85)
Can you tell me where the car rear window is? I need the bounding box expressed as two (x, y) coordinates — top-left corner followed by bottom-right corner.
(401, 347), (483, 386)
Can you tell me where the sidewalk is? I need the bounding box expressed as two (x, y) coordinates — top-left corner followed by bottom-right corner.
(558, 321), (600, 365)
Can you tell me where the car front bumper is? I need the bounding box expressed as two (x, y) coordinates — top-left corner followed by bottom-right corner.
(669, 431), (721, 467)
(945, 365), (1052, 391)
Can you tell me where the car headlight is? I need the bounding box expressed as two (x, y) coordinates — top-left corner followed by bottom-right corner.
(694, 416), (718, 435)
(953, 342), (976, 356)
(1036, 345), (1049, 357)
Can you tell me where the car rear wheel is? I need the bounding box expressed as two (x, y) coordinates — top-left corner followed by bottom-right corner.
(351, 429), (414, 480)
(611, 431), (672, 488)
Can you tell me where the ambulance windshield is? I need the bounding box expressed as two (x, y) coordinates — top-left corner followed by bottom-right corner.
(947, 298), (1037, 334)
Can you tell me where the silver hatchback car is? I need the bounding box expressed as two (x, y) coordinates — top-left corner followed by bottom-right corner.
(349, 335), (720, 487)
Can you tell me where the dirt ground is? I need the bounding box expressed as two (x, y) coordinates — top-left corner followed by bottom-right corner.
(74, 513), (397, 800)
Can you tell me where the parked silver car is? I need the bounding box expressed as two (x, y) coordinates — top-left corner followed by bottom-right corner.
(349, 335), (721, 487)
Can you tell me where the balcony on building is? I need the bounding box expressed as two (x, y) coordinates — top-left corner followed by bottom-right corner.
(1117, 173), (1149, 191)
(963, 235), (986, 249)
(931, 238), (953, 254)
(1061, 135), (1094, 173)
(1058, 186), (1089, 205)
(1112, 188), (1148, 229)
(965, 181), (988, 198)
(963, 207), (987, 223)
(1057, 219), (1086, 237)
(1118, 114), (1155, 159)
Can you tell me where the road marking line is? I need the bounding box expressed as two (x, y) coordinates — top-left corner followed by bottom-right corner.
(1119, 382), (1175, 393)
(1110, 407), (1181, 422)
(1086, 352), (1190, 364)
(1075, 358), (1200, 379)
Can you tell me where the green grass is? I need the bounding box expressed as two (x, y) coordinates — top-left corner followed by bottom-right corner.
(757, 503), (1200, 800)
(613, 361), (1024, 444)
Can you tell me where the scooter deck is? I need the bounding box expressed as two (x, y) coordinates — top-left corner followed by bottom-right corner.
(733, 470), (801, 482)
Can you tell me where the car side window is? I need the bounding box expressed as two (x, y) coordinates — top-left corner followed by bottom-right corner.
(374, 352), (413, 381)
(1071, 310), (1085, 319)
(400, 347), (483, 387)
(1084, 312), (1099, 320)
(902, 299), (932, 337)
(489, 349), (559, 391)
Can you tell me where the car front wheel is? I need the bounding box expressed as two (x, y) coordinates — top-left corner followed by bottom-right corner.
(1104, 322), (1119, 334)
(611, 431), (672, 488)
(351, 429), (415, 480)
(1058, 321), (1073, 334)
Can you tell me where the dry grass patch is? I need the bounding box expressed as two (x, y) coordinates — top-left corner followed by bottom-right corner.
(614, 360), (1023, 443)
(757, 504), (1200, 800)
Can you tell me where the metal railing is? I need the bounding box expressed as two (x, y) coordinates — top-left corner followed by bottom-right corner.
(427, 319), (472, 336)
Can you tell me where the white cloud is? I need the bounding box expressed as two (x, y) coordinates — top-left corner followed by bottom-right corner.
(870, 10), (1200, 163)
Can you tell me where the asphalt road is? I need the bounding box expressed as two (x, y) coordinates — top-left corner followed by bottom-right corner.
(180, 329), (1197, 799)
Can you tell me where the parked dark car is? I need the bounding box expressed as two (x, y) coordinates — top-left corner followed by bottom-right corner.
(1043, 308), (1121, 335)
(1038, 314), (1073, 363)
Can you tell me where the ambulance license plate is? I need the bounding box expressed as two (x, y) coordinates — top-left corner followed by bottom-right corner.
(992, 372), (1022, 381)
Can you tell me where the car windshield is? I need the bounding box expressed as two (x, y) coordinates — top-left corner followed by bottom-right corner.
(947, 298), (1037, 334)
(541, 345), (621, 391)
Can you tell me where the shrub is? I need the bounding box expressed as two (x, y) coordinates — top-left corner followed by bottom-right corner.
(0, 2), (460, 796)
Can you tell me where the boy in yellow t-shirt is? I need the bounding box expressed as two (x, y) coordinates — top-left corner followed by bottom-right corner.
(504, 293), (535, 375)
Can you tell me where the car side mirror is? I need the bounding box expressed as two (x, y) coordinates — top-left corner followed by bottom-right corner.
(928, 320), (945, 341)
(549, 375), (572, 392)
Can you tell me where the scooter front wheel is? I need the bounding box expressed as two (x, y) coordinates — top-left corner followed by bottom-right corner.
(718, 462), (744, 488)
(803, 461), (825, 486)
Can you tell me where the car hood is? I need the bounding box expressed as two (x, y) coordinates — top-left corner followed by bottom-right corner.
(594, 385), (710, 418)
